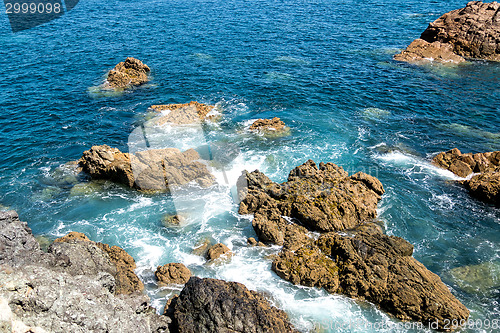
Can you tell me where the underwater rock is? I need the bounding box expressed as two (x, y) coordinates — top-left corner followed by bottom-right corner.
(238, 163), (469, 330)
(191, 238), (212, 257)
(433, 148), (500, 205)
(395, 1), (500, 63)
(155, 263), (191, 285)
(162, 214), (186, 228)
(166, 277), (296, 333)
(205, 243), (232, 262)
(249, 117), (289, 136)
(0, 211), (170, 332)
(105, 57), (150, 89)
(149, 101), (218, 125)
(78, 145), (215, 191)
(448, 261), (500, 295)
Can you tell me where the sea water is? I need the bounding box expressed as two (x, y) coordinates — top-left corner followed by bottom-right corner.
(0, 1), (499, 332)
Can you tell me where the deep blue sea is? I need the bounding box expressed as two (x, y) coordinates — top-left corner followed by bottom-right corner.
(0, 0), (499, 332)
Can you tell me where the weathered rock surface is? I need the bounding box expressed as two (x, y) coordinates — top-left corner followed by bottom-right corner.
(205, 243), (232, 261)
(155, 263), (191, 285)
(105, 57), (150, 89)
(395, 1), (500, 63)
(150, 101), (217, 125)
(0, 211), (170, 333)
(238, 162), (469, 330)
(249, 117), (289, 135)
(78, 145), (215, 191)
(433, 148), (500, 205)
(166, 277), (296, 333)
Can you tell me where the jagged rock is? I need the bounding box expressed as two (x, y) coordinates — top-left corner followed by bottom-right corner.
(51, 231), (144, 295)
(247, 237), (266, 247)
(0, 211), (170, 333)
(105, 57), (150, 89)
(238, 160), (384, 233)
(238, 163), (469, 330)
(162, 214), (186, 228)
(395, 1), (500, 63)
(149, 101), (217, 125)
(78, 145), (215, 191)
(433, 148), (500, 205)
(155, 263), (191, 285)
(249, 117), (289, 135)
(167, 277), (296, 333)
(205, 243), (232, 261)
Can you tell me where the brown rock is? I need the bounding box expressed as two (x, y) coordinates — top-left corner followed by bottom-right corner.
(464, 167), (500, 205)
(191, 238), (212, 257)
(150, 101), (217, 125)
(206, 243), (232, 261)
(155, 263), (191, 285)
(53, 232), (144, 295)
(168, 277), (297, 333)
(106, 57), (150, 89)
(78, 145), (215, 191)
(249, 117), (289, 135)
(162, 214), (185, 227)
(395, 1), (500, 63)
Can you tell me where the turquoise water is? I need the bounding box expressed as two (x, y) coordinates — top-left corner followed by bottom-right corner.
(0, 0), (499, 332)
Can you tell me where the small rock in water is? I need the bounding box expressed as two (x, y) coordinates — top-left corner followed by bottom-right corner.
(206, 243), (233, 262)
(191, 237), (212, 257)
(104, 57), (150, 89)
(161, 214), (186, 228)
(155, 263), (191, 285)
(249, 117), (290, 137)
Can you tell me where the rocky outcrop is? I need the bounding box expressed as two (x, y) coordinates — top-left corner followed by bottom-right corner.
(149, 101), (217, 125)
(238, 161), (469, 330)
(433, 148), (500, 205)
(0, 211), (170, 333)
(205, 243), (232, 261)
(166, 277), (296, 333)
(105, 57), (150, 89)
(155, 263), (191, 285)
(395, 1), (500, 64)
(78, 145), (214, 191)
(249, 117), (289, 135)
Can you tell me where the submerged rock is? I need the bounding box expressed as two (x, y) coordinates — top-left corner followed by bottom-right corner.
(161, 214), (186, 228)
(155, 263), (191, 285)
(395, 1), (500, 64)
(433, 148), (500, 205)
(105, 57), (151, 89)
(238, 162), (469, 330)
(149, 101), (218, 125)
(205, 243), (232, 262)
(78, 145), (215, 191)
(249, 117), (289, 136)
(166, 277), (296, 333)
(0, 211), (170, 332)
(448, 261), (500, 295)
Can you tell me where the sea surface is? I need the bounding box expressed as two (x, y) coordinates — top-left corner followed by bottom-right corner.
(0, 0), (499, 332)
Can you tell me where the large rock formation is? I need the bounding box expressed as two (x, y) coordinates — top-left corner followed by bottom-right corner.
(238, 161), (469, 330)
(0, 211), (170, 332)
(78, 145), (214, 191)
(166, 277), (296, 333)
(149, 101), (218, 125)
(105, 57), (151, 89)
(432, 148), (500, 205)
(395, 1), (500, 64)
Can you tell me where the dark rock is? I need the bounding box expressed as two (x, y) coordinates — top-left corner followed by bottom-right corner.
(149, 101), (218, 125)
(155, 263), (191, 285)
(78, 145), (215, 191)
(206, 243), (232, 261)
(168, 277), (296, 333)
(105, 57), (150, 89)
(395, 1), (500, 63)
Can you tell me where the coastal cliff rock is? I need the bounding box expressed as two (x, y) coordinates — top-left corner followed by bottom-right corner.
(149, 101), (217, 125)
(433, 148), (500, 205)
(155, 263), (191, 285)
(105, 57), (150, 89)
(166, 277), (296, 333)
(238, 162), (470, 330)
(249, 117), (289, 135)
(0, 211), (170, 333)
(78, 145), (215, 191)
(395, 1), (500, 64)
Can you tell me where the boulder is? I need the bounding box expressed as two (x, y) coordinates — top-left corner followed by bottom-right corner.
(155, 263), (191, 285)
(166, 277), (296, 333)
(395, 1), (500, 63)
(149, 101), (217, 125)
(205, 243), (232, 261)
(162, 214), (186, 228)
(464, 167), (500, 205)
(78, 145), (215, 191)
(105, 57), (150, 89)
(249, 117), (289, 135)
(0, 211), (170, 333)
